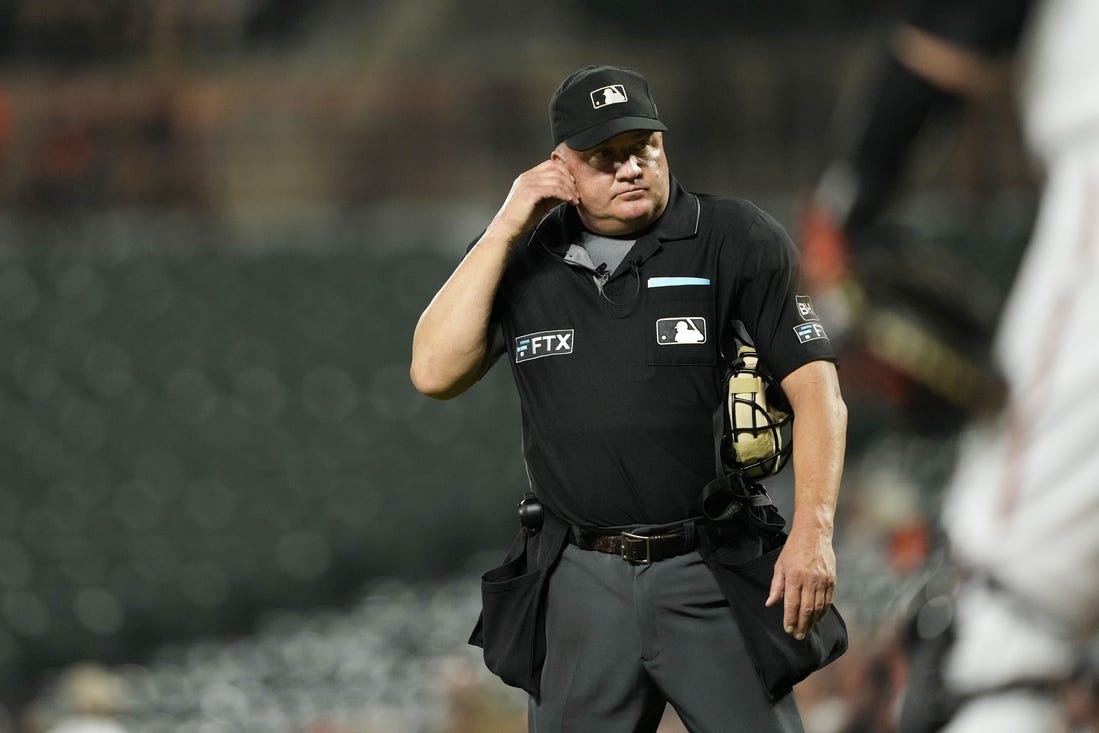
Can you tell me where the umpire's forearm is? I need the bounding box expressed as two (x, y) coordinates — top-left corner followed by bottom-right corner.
(782, 361), (847, 536)
(410, 227), (515, 400)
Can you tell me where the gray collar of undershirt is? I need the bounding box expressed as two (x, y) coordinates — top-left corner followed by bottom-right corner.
(575, 230), (635, 275)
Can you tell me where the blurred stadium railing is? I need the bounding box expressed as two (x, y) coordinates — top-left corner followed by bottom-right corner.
(27, 576), (516, 733)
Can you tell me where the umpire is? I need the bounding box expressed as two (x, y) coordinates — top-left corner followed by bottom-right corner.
(411, 65), (847, 732)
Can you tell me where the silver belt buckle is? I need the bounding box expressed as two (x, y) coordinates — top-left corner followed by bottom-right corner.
(620, 532), (652, 564)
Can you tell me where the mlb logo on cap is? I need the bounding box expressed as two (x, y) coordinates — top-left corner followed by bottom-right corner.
(550, 65), (667, 150)
(591, 84), (628, 108)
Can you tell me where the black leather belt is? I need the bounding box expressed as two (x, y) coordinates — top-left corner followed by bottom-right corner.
(570, 525), (701, 564)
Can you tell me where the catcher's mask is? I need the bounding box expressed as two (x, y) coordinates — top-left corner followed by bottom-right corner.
(721, 342), (792, 480)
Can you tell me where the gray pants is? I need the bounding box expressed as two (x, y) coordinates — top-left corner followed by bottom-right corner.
(529, 543), (804, 733)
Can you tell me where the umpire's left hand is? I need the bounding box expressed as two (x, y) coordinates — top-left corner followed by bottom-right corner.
(765, 526), (837, 639)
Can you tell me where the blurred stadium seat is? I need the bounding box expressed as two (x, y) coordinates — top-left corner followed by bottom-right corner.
(0, 217), (527, 710)
(28, 576), (513, 732)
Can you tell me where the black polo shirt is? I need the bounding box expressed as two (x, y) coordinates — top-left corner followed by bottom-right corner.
(481, 179), (835, 527)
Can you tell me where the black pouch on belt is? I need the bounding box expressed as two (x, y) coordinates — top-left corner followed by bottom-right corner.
(702, 528), (849, 701)
(468, 495), (569, 700)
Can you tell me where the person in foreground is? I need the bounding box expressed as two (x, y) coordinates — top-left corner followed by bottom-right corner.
(802, 1), (1099, 730)
(411, 65), (847, 733)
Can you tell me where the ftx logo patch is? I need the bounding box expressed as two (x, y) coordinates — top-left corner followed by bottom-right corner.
(794, 322), (828, 344)
(515, 329), (574, 363)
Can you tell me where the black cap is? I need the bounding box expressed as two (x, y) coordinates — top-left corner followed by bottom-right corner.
(550, 65), (668, 150)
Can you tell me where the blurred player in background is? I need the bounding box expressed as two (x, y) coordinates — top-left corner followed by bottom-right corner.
(803, 0), (1099, 730)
